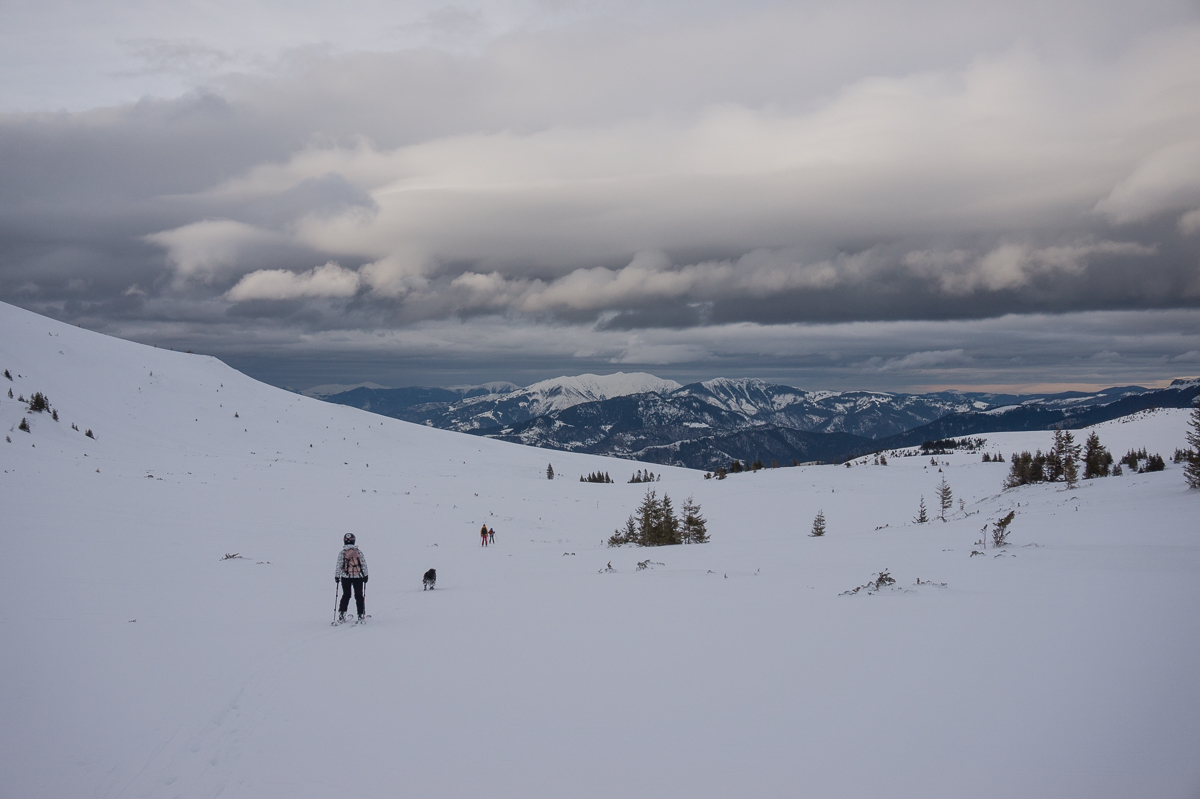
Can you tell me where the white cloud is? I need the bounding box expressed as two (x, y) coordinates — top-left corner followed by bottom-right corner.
(144, 220), (291, 286)
(1179, 208), (1200, 235)
(225, 262), (361, 301)
(865, 349), (972, 372)
(904, 241), (1156, 295)
(1095, 141), (1200, 224)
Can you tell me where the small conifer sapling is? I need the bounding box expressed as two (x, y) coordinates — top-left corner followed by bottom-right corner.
(991, 511), (1016, 547)
(810, 510), (826, 537)
(914, 495), (929, 524)
(936, 475), (953, 521)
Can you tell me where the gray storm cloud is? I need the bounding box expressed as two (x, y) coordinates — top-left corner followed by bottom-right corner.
(1, 0), (1199, 388)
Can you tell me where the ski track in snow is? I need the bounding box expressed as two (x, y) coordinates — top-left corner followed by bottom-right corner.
(1, 301), (1199, 799)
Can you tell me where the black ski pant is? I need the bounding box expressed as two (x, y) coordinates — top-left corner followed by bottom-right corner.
(339, 577), (365, 616)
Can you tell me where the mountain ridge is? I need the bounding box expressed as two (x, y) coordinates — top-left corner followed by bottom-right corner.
(319, 373), (1196, 470)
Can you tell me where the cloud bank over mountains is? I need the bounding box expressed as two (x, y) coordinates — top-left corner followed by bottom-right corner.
(2, 0), (1199, 389)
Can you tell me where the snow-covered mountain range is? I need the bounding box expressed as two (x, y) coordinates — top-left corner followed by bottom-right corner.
(2, 300), (1199, 798)
(321, 374), (1194, 470)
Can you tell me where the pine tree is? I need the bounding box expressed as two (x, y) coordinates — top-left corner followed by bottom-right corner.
(681, 496), (709, 543)
(546, 463), (555, 480)
(936, 475), (953, 521)
(1083, 431), (1113, 479)
(659, 494), (681, 546)
(1063, 453), (1078, 488)
(609, 515), (638, 546)
(810, 510), (826, 537)
(1046, 430), (1065, 482)
(1054, 430), (1081, 488)
(914, 495), (928, 524)
(635, 490), (658, 546)
(1187, 403), (1200, 490)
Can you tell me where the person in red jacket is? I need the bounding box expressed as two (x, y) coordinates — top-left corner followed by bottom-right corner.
(335, 533), (369, 621)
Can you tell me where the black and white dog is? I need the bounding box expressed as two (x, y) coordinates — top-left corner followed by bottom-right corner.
(423, 568), (437, 590)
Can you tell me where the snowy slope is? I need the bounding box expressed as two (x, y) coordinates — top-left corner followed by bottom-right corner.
(2, 301), (1199, 799)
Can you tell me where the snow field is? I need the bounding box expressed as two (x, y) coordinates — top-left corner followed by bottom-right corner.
(2, 301), (1199, 798)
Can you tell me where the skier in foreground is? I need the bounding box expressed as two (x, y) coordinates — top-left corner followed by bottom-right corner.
(335, 533), (369, 623)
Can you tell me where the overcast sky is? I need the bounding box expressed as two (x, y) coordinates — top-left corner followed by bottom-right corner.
(2, 0), (1199, 392)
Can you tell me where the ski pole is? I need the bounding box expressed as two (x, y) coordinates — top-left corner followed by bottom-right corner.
(333, 580), (340, 622)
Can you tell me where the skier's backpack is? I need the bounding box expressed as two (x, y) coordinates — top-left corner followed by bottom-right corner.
(343, 546), (363, 577)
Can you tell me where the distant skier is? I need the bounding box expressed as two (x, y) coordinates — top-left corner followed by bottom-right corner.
(488, 527), (495, 544)
(481, 524), (489, 547)
(335, 533), (369, 622)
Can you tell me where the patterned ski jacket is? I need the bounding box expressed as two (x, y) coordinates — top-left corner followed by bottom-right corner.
(335, 545), (369, 579)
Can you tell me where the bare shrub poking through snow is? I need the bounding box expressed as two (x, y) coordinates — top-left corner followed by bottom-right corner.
(840, 569), (898, 596)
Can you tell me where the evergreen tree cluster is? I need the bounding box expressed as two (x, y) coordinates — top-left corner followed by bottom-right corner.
(628, 469), (660, 483)
(1004, 429), (1085, 488)
(1119, 448), (1165, 473)
(920, 437), (986, 455)
(608, 491), (709, 547)
(981, 452), (1006, 462)
(26, 391), (50, 413)
(705, 457), (798, 478)
(580, 471), (614, 483)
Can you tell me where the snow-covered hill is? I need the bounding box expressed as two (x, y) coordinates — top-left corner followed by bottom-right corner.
(2, 301), (1199, 799)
